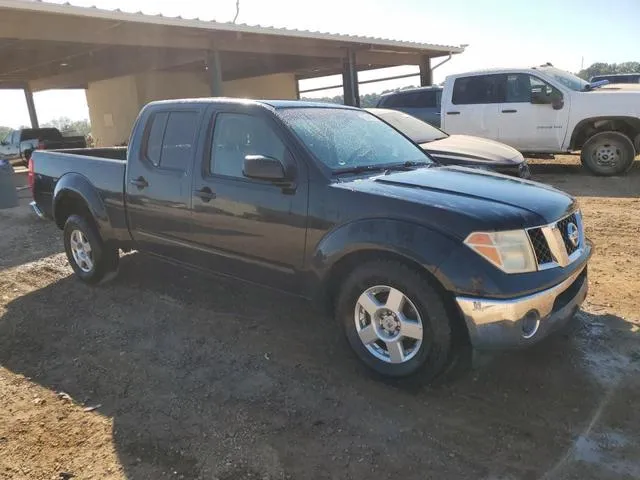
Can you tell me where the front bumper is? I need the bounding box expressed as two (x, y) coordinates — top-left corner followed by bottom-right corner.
(456, 265), (588, 349)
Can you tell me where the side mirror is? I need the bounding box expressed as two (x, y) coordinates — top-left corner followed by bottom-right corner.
(551, 95), (564, 110)
(531, 88), (551, 105)
(0, 141), (6, 146)
(243, 154), (286, 181)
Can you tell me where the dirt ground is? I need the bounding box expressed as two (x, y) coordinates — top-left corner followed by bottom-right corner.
(1, 157), (639, 480)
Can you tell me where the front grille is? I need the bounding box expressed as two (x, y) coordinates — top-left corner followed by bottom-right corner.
(556, 213), (580, 255)
(528, 228), (554, 264)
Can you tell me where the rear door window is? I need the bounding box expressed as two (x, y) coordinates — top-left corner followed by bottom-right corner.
(452, 74), (506, 104)
(144, 111), (198, 172)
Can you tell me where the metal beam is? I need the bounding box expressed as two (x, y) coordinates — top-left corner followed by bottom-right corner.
(419, 55), (432, 86)
(24, 85), (38, 128)
(206, 50), (223, 96)
(342, 49), (359, 107)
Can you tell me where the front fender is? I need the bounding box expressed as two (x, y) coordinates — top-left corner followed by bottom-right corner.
(312, 218), (461, 290)
(53, 172), (114, 239)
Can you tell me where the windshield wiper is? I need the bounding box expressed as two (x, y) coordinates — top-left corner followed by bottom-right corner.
(333, 164), (389, 175)
(334, 161), (432, 176)
(383, 161), (432, 174)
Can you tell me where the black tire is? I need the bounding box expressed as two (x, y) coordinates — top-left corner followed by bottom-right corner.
(63, 214), (119, 285)
(336, 260), (452, 384)
(580, 131), (635, 176)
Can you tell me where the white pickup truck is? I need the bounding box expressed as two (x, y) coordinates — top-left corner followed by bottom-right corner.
(440, 65), (640, 175)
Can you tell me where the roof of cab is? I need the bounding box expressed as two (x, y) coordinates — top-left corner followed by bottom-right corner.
(145, 97), (357, 110)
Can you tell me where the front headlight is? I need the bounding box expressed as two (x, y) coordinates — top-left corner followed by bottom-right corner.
(464, 230), (537, 274)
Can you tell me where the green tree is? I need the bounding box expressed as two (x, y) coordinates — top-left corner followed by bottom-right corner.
(577, 61), (640, 80)
(42, 117), (91, 136)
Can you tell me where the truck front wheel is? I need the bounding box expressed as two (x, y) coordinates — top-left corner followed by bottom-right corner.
(63, 214), (119, 284)
(581, 131), (636, 176)
(336, 260), (452, 384)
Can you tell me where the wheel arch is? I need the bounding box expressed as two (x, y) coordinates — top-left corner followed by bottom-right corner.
(311, 219), (468, 341)
(570, 116), (640, 151)
(53, 173), (113, 240)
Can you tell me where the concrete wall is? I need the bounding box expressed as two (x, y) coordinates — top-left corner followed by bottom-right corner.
(87, 71), (298, 146)
(223, 73), (297, 99)
(85, 75), (139, 147)
(136, 72), (211, 105)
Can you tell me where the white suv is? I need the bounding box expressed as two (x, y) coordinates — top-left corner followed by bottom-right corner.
(440, 65), (640, 175)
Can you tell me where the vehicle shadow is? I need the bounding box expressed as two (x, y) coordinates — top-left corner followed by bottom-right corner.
(529, 157), (640, 198)
(1, 252), (638, 479)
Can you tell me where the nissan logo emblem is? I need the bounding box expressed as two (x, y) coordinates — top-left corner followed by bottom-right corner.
(566, 222), (579, 247)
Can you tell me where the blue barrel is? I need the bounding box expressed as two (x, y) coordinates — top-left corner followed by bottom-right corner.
(0, 159), (19, 209)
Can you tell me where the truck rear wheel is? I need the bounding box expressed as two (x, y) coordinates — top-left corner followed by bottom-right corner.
(63, 214), (119, 284)
(336, 260), (452, 384)
(580, 131), (635, 176)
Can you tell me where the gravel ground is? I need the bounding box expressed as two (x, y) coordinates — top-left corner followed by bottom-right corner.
(1, 157), (639, 480)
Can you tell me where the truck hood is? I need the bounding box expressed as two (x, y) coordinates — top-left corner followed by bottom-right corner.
(335, 166), (576, 231)
(420, 134), (523, 166)
(575, 88), (640, 115)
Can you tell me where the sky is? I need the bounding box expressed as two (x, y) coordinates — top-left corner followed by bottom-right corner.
(1, 0), (639, 128)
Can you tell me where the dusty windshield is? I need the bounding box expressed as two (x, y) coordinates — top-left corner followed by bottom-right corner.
(540, 67), (589, 91)
(277, 107), (431, 171)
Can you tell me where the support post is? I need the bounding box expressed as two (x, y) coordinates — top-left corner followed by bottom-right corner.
(206, 50), (223, 97)
(342, 49), (360, 107)
(24, 86), (39, 128)
(419, 55), (433, 86)
(294, 75), (301, 100)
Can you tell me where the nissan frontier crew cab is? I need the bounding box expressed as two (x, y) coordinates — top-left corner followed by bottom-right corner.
(440, 65), (640, 176)
(30, 99), (592, 384)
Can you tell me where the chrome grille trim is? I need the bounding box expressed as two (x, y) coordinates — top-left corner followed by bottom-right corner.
(526, 210), (584, 270)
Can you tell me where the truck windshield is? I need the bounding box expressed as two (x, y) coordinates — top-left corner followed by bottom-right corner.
(539, 67), (589, 91)
(277, 107), (431, 172)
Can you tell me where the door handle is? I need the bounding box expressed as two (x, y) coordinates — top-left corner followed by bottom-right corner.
(446, 111), (461, 115)
(501, 109), (518, 113)
(129, 176), (148, 189)
(195, 187), (216, 202)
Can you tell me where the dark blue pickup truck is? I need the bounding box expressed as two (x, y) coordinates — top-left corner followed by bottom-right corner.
(30, 99), (591, 383)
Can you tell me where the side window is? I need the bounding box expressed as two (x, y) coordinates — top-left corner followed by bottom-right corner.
(143, 111), (198, 171)
(385, 91), (436, 108)
(10, 131), (20, 144)
(506, 74), (532, 103)
(210, 113), (286, 179)
(452, 75), (506, 105)
(160, 112), (198, 171)
(145, 112), (168, 166)
(414, 91), (437, 108)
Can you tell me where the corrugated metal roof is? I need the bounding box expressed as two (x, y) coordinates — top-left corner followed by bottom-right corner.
(0, 0), (464, 54)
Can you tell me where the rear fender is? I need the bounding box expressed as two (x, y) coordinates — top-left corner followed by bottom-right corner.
(53, 172), (114, 240)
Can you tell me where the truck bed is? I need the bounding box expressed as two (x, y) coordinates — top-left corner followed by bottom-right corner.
(32, 148), (127, 221)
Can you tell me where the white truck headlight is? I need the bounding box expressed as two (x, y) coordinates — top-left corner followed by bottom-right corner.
(464, 230), (537, 274)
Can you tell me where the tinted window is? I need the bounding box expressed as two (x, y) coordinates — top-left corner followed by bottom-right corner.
(452, 74), (506, 104)
(383, 90), (438, 108)
(144, 111), (197, 171)
(161, 112), (198, 171)
(145, 112), (169, 166)
(374, 109), (448, 144)
(21, 128), (62, 142)
(211, 113), (286, 178)
(10, 131), (19, 144)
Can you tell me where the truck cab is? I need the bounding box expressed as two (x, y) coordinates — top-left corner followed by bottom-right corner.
(440, 66), (640, 176)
